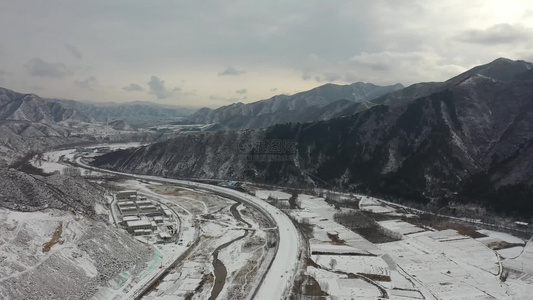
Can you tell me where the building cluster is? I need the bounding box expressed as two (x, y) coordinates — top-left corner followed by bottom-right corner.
(117, 190), (160, 217)
(76, 146), (111, 156)
(115, 190), (175, 241)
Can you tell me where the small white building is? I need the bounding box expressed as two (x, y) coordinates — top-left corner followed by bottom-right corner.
(133, 229), (152, 236)
(136, 200), (152, 206)
(125, 220), (154, 233)
(118, 201), (136, 207)
(122, 216), (140, 222)
(162, 209), (173, 218)
(159, 232), (171, 240)
(139, 205), (159, 215)
(119, 206), (138, 216)
(116, 190), (138, 201)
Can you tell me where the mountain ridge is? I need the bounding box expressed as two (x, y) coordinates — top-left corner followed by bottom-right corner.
(46, 98), (196, 128)
(93, 58), (533, 216)
(0, 86), (163, 166)
(187, 82), (404, 129)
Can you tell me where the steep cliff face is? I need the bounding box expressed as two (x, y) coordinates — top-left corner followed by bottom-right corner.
(93, 58), (533, 216)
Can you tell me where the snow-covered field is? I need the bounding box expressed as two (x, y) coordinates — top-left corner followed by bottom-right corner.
(378, 219), (426, 236)
(286, 192), (533, 299)
(306, 266), (383, 298)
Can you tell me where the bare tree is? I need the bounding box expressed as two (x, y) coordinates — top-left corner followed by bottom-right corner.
(329, 258), (337, 270)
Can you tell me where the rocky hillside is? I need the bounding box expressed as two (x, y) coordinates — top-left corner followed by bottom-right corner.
(371, 58), (533, 107)
(0, 202), (154, 300)
(93, 58), (533, 216)
(187, 82), (403, 129)
(0, 87), (165, 166)
(46, 99), (196, 128)
(0, 168), (101, 215)
(0, 89), (90, 124)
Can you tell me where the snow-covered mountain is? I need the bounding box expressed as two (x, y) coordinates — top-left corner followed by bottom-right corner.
(93, 58), (533, 217)
(371, 57), (533, 107)
(0, 89), (91, 124)
(0, 87), (170, 299)
(186, 82), (404, 129)
(46, 98), (196, 128)
(0, 87), (161, 166)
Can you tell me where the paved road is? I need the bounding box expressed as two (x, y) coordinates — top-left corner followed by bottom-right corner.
(75, 157), (300, 300)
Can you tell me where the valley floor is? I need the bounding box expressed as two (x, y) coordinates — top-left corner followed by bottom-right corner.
(275, 192), (533, 299)
(3, 144), (532, 300)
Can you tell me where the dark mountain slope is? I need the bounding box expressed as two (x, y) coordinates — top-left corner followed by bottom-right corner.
(93, 59), (533, 216)
(370, 57), (533, 107)
(187, 82), (403, 129)
(446, 57), (533, 83)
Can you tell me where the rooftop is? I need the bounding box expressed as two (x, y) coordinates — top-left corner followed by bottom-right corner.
(126, 220), (152, 227)
(117, 190), (137, 194)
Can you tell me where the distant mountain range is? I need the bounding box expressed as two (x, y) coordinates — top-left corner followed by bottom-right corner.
(46, 98), (197, 128)
(0, 87), (160, 166)
(0, 89), (91, 124)
(93, 58), (533, 217)
(186, 82), (404, 129)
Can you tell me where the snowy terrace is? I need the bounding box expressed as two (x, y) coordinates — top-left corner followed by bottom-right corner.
(287, 192), (533, 299)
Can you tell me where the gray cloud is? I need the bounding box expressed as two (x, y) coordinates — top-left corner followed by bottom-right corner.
(349, 51), (465, 85)
(123, 83), (144, 91)
(302, 70), (343, 83)
(65, 44), (82, 59)
(236, 88), (247, 94)
(2, 1), (533, 105)
(314, 73), (341, 82)
(148, 76), (172, 99)
(218, 66), (246, 76)
(27, 84), (45, 92)
(455, 24), (531, 45)
(25, 58), (72, 78)
(344, 72), (358, 83)
(209, 95), (242, 103)
(74, 76), (97, 90)
(270, 88), (278, 92)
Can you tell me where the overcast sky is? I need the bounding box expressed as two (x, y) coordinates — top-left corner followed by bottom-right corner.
(1, 1), (532, 107)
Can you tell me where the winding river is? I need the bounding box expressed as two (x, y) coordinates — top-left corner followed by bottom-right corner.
(209, 202), (252, 300)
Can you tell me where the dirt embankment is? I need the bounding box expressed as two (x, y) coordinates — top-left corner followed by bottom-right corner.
(43, 221), (63, 252)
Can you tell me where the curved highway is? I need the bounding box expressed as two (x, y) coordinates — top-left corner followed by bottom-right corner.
(75, 157), (300, 300)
